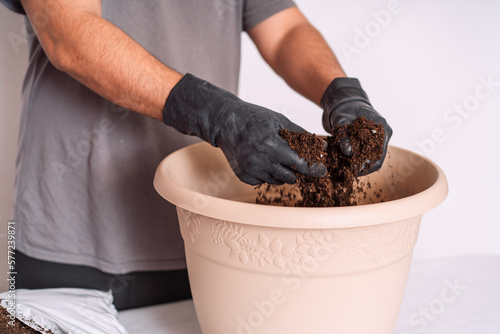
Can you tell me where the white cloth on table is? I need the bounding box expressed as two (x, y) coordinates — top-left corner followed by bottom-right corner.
(0, 288), (128, 334)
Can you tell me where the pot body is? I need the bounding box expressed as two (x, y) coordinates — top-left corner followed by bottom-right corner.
(179, 208), (421, 334)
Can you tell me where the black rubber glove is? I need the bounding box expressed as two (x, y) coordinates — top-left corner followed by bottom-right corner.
(321, 77), (393, 175)
(163, 73), (327, 185)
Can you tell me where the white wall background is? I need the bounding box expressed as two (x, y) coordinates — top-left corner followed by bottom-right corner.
(1, 0), (499, 292)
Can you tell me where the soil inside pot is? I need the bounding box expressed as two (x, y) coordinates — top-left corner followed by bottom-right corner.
(0, 304), (42, 334)
(256, 116), (385, 207)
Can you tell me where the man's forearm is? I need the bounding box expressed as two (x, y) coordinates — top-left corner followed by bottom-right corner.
(249, 7), (346, 106)
(21, 0), (181, 120)
(273, 22), (346, 105)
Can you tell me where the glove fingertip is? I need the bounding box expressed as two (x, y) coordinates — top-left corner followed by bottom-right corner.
(340, 137), (353, 157)
(238, 174), (263, 186)
(304, 162), (328, 178)
(357, 159), (382, 176)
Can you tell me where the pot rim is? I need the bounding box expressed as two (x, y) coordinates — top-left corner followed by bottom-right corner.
(154, 143), (448, 229)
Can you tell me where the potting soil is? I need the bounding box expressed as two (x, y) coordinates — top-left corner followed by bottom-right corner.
(256, 116), (385, 207)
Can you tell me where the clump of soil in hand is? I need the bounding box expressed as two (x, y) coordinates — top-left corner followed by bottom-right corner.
(0, 304), (41, 334)
(256, 116), (385, 207)
(277, 130), (334, 207)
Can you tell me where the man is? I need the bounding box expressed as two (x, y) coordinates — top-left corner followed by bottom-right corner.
(1, 0), (391, 310)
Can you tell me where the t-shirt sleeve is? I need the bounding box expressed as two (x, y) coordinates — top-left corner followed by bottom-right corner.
(0, 0), (25, 14)
(243, 0), (296, 32)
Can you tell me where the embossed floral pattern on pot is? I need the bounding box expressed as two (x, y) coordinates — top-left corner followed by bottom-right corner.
(210, 220), (342, 272)
(179, 209), (202, 244)
(341, 215), (422, 264)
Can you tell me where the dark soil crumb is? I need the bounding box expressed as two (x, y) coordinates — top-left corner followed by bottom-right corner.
(256, 116), (385, 207)
(0, 304), (41, 334)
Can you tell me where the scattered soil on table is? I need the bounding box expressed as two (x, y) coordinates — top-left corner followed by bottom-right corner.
(256, 116), (385, 207)
(0, 304), (41, 334)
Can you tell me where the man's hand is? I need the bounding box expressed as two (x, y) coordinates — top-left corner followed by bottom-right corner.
(163, 74), (327, 185)
(321, 78), (393, 175)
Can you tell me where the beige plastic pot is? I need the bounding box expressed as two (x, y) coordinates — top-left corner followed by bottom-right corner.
(154, 142), (448, 334)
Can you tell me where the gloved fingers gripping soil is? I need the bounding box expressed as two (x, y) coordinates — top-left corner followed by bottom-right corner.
(257, 116), (386, 207)
(321, 77), (392, 175)
(163, 73), (326, 186)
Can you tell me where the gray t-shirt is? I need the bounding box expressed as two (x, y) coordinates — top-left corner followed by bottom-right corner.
(2, 0), (295, 274)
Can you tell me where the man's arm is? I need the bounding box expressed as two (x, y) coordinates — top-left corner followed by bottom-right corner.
(20, 0), (182, 120)
(248, 7), (346, 106)
(249, 6), (392, 175)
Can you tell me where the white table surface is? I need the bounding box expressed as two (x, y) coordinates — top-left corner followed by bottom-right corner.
(118, 255), (500, 334)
